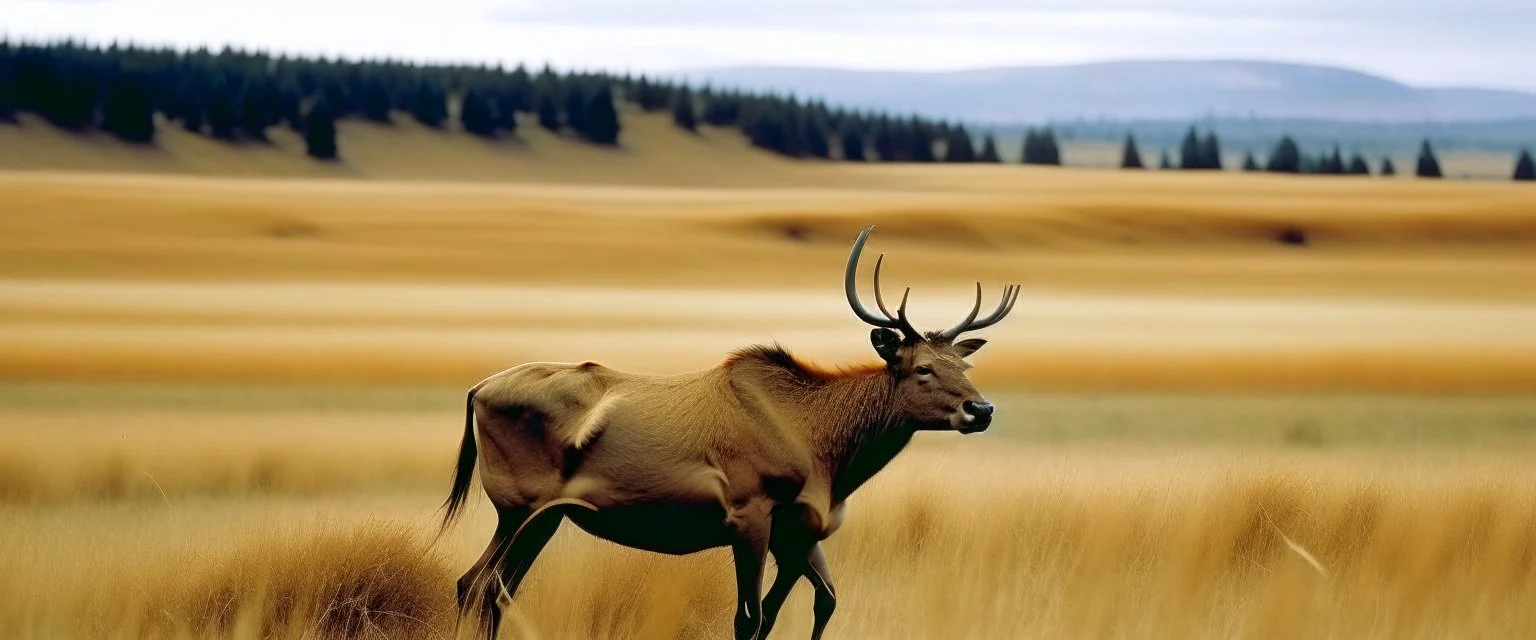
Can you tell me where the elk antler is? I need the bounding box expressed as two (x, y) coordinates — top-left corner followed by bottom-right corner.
(935, 281), (1020, 341)
(845, 226), (920, 338)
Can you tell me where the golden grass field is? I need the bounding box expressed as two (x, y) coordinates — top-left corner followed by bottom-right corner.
(2, 112), (1534, 639)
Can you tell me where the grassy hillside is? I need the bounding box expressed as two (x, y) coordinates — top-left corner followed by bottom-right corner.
(2, 166), (1533, 392)
(3, 98), (1536, 640)
(0, 108), (844, 188)
(3, 108), (1524, 183)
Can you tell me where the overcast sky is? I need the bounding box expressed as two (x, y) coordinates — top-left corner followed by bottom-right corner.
(8, 0), (1534, 91)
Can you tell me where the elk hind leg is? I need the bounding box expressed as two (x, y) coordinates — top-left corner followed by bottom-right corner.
(455, 506), (528, 640)
(480, 499), (598, 639)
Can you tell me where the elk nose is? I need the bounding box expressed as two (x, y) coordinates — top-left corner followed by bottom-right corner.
(963, 400), (994, 418)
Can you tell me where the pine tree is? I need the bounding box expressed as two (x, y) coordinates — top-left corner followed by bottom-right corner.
(1042, 129), (1061, 165)
(100, 69), (155, 143)
(1514, 149), (1535, 181)
(536, 93), (560, 132)
(1347, 154), (1371, 175)
(873, 120), (898, 162)
(37, 58), (100, 131)
(1380, 156), (1397, 176)
(278, 82), (303, 132)
(633, 75), (669, 111)
(840, 128), (865, 161)
(459, 88), (496, 137)
(804, 117), (830, 159)
(581, 84), (620, 145)
(304, 97), (338, 161)
(1241, 151), (1259, 171)
(944, 127), (976, 162)
(0, 44), (17, 123)
(978, 135), (1002, 163)
(1416, 140), (1442, 178)
(1159, 150), (1173, 169)
(412, 82), (447, 128)
(238, 78), (272, 142)
(1266, 136), (1301, 173)
(702, 92), (740, 126)
(491, 91), (519, 134)
(562, 82), (588, 135)
(1120, 134), (1144, 169)
(1178, 126), (1201, 169)
(746, 106), (793, 157)
(1323, 146), (1345, 175)
(508, 65), (534, 113)
(1199, 132), (1222, 170)
(907, 120), (936, 162)
(180, 90), (205, 134)
(359, 76), (391, 123)
(205, 79), (238, 140)
(671, 87), (697, 132)
(1022, 128), (1061, 165)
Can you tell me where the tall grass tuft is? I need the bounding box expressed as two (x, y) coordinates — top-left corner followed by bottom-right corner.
(169, 521), (454, 640)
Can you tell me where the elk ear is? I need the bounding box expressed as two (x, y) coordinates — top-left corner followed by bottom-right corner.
(870, 328), (902, 365)
(953, 338), (987, 358)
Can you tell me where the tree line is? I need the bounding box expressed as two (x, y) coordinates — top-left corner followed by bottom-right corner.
(1, 39), (1531, 181)
(1116, 127), (1534, 181)
(0, 39), (1010, 164)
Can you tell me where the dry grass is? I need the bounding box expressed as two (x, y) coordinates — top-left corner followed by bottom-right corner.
(2, 159), (1533, 395)
(4, 384), (1534, 505)
(4, 445), (1535, 640)
(0, 513), (456, 640)
(2, 127), (1533, 637)
(2, 386), (1532, 639)
(2, 162), (1535, 295)
(1, 278), (1533, 393)
(0, 409), (453, 503)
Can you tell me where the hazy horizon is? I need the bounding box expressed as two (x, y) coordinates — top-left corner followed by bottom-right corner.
(8, 0), (1534, 93)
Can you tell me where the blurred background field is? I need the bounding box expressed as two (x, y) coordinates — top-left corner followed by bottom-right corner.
(2, 42), (1535, 639)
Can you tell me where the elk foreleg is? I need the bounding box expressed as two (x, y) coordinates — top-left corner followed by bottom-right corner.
(757, 541), (836, 640)
(728, 500), (773, 640)
(756, 551), (806, 638)
(804, 543), (837, 640)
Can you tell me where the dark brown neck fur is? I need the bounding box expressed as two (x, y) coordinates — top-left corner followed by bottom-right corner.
(724, 344), (913, 502)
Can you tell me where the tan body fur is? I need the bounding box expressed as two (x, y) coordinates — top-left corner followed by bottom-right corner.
(440, 226), (1018, 640)
(472, 351), (891, 549)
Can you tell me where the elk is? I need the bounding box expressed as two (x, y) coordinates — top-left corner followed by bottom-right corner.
(438, 225), (1020, 640)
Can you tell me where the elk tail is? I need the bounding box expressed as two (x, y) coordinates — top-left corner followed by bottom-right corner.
(438, 386), (480, 536)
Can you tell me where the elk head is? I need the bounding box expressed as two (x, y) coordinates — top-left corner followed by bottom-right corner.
(844, 225), (1019, 433)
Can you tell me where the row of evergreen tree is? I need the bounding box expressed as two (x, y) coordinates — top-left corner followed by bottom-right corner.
(1115, 127), (1535, 180)
(0, 39), (1007, 163)
(1, 39), (1531, 180)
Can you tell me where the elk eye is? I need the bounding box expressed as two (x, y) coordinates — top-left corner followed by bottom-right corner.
(914, 364), (933, 375)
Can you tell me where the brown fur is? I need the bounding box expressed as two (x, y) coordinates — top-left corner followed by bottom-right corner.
(438, 226), (1014, 640)
(723, 343), (889, 384)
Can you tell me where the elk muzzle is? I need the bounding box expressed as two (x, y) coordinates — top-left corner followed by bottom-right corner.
(958, 400), (994, 433)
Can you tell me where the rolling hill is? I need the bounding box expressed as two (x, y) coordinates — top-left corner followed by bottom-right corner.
(679, 60), (1536, 124)
(0, 108), (1524, 182)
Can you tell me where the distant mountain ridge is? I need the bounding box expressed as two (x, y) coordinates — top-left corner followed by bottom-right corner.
(676, 60), (1536, 125)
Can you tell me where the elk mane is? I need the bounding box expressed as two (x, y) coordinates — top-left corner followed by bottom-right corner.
(724, 343), (885, 385)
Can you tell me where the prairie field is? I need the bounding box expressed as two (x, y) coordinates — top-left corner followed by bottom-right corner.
(2, 114), (1535, 639)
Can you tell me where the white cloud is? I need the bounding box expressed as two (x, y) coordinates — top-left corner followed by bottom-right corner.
(6, 0), (1533, 91)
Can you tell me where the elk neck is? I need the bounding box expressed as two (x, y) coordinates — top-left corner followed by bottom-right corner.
(796, 370), (913, 503)
(723, 345), (915, 503)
